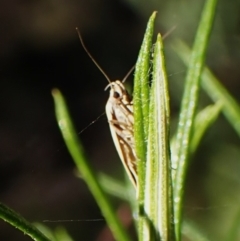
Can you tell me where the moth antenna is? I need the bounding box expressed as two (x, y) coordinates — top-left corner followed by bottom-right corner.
(122, 65), (135, 83)
(76, 27), (112, 84)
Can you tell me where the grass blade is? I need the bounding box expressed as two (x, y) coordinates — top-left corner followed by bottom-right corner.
(191, 102), (222, 154)
(133, 11), (157, 241)
(171, 0), (219, 239)
(173, 40), (240, 138)
(143, 34), (174, 241)
(52, 89), (131, 241)
(133, 11), (156, 197)
(0, 202), (51, 241)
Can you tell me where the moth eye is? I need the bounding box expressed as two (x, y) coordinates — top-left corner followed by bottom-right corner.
(113, 91), (120, 98)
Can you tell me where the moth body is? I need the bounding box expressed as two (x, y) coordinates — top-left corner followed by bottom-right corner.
(105, 81), (138, 189)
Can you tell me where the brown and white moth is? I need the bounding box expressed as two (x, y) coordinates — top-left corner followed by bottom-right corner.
(76, 28), (138, 189)
(105, 80), (137, 188)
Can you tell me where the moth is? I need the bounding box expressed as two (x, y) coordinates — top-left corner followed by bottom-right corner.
(76, 28), (138, 189)
(105, 80), (137, 188)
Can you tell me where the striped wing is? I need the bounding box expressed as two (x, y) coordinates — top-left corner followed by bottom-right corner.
(105, 81), (138, 188)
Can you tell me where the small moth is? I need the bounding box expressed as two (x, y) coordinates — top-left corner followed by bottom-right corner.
(76, 28), (138, 189)
(105, 80), (137, 188)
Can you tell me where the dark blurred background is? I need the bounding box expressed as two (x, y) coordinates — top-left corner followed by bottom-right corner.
(0, 0), (240, 240)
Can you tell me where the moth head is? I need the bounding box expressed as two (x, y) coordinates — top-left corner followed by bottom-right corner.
(103, 65), (135, 100)
(104, 80), (128, 100)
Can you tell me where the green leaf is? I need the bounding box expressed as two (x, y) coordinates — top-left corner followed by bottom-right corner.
(171, 101), (222, 163)
(173, 39), (240, 139)
(133, 11), (157, 200)
(52, 89), (131, 241)
(191, 102), (222, 154)
(133, 11), (157, 241)
(171, 0), (219, 239)
(0, 202), (51, 241)
(143, 34), (174, 241)
(98, 173), (129, 200)
(54, 226), (74, 241)
(34, 223), (74, 241)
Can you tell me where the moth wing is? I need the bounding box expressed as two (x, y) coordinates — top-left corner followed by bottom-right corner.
(105, 101), (138, 188)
